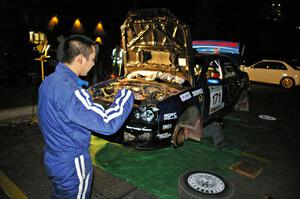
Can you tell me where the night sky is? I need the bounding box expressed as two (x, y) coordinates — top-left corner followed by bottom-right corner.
(1, 0), (300, 64)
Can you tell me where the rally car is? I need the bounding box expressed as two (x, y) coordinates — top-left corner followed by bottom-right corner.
(88, 9), (249, 150)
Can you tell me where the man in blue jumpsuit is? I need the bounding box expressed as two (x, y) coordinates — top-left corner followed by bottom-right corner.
(38, 34), (134, 199)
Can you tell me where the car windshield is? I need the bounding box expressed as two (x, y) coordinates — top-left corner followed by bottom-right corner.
(286, 60), (300, 70)
(126, 70), (186, 85)
(194, 56), (224, 79)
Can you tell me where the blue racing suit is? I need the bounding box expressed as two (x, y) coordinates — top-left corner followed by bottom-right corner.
(38, 62), (134, 199)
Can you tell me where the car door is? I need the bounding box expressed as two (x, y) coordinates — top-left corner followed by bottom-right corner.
(248, 61), (269, 82)
(267, 62), (287, 84)
(195, 56), (225, 122)
(221, 57), (241, 105)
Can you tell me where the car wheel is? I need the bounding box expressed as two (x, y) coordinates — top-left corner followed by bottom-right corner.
(178, 170), (233, 199)
(280, 77), (294, 89)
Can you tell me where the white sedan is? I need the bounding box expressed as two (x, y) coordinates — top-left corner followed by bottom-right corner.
(241, 59), (300, 88)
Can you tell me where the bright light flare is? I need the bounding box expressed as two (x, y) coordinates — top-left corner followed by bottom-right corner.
(72, 18), (84, 33)
(95, 36), (103, 44)
(48, 15), (59, 30)
(94, 22), (105, 35)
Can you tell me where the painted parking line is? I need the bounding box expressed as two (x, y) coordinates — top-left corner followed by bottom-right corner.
(0, 170), (28, 199)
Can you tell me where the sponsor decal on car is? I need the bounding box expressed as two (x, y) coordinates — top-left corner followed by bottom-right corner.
(162, 124), (172, 130)
(163, 112), (178, 120)
(157, 132), (172, 139)
(126, 125), (152, 132)
(180, 92), (192, 102)
(192, 88), (203, 97)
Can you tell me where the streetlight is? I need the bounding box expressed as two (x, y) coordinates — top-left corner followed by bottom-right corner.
(48, 15), (59, 31)
(95, 36), (103, 44)
(72, 18), (84, 33)
(94, 22), (105, 35)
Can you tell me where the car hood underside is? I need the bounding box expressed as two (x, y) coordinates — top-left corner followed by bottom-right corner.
(89, 76), (187, 106)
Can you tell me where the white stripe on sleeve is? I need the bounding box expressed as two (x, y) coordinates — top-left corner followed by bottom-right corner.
(75, 89), (132, 124)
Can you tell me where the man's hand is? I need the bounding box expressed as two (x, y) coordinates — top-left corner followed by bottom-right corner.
(118, 79), (128, 86)
(133, 92), (144, 100)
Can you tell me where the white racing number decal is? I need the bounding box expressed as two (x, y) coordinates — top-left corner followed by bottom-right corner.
(209, 85), (224, 115)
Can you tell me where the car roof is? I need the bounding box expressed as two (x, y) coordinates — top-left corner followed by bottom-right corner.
(260, 59), (285, 62)
(251, 59), (287, 65)
(194, 53), (235, 62)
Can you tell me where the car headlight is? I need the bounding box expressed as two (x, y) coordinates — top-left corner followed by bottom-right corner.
(132, 106), (158, 122)
(133, 110), (140, 119)
(141, 109), (155, 122)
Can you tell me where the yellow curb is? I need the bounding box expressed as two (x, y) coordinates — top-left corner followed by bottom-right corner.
(0, 170), (28, 199)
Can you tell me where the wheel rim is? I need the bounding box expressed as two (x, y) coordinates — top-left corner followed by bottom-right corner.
(282, 78), (293, 88)
(187, 172), (225, 194)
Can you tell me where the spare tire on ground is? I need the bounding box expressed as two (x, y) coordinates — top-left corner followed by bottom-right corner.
(178, 170), (233, 199)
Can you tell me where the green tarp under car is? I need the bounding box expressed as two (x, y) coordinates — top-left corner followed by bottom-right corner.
(89, 131), (244, 198)
(89, 114), (259, 199)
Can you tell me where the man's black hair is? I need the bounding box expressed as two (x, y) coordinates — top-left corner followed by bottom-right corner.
(61, 34), (96, 63)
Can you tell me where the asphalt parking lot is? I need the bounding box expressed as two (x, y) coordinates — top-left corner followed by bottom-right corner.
(0, 83), (300, 199)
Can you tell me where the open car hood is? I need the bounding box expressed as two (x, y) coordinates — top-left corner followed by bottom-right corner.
(89, 9), (194, 107)
(121, 8), (194, 85)
(89, 75), (186, 106)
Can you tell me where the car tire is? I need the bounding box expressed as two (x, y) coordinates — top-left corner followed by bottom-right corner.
(178, 170), (233, 199)
(172, 126), (186, 148)
(280, 77), (294, 89)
